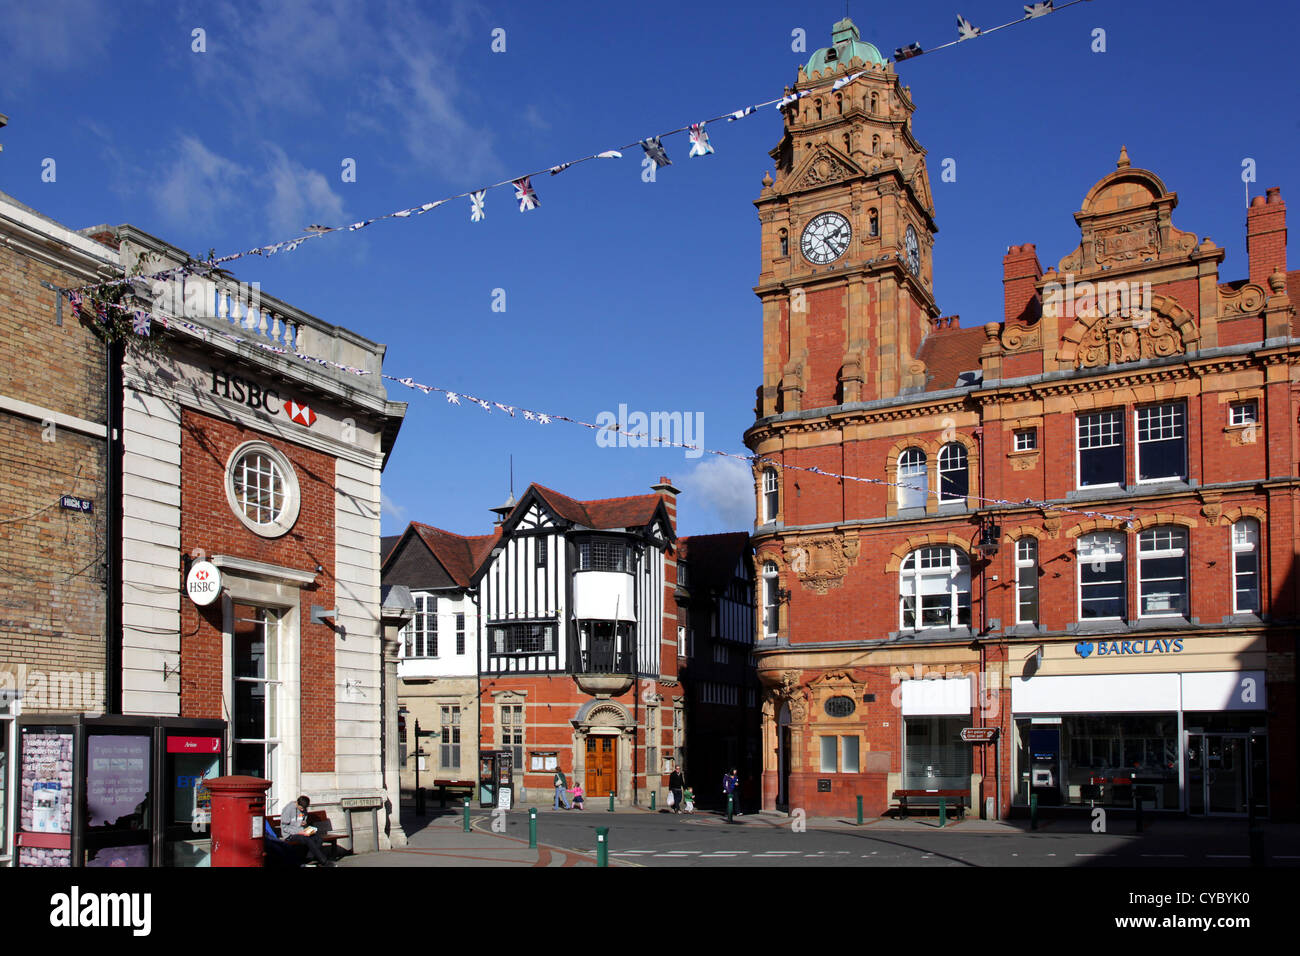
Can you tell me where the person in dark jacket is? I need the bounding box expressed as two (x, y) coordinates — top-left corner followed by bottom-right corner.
(282, 794), (332, 866)
(668, 767), (684, 813)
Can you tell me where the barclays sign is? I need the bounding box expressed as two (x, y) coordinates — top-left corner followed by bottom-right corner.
(1075, 638), (1185, 658)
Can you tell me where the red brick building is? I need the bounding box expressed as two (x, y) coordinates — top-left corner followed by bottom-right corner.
(747, 18), (1296, 820)
(385, 479), (684, 807)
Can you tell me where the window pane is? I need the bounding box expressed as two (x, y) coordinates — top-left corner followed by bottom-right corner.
(842, 736), (860, 774)
(820, 736), (838, 773)
(938, 443), (969, 501)
(1078, 411), (1124, 486)
(1017, 537), (1039, 625)
(1137, 404), (1186, 482)
(1079, 534), (1124, 619)
(898, 449), (928, 509)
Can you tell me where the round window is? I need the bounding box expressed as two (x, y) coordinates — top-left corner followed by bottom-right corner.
(824, 696), (856, 718)
(225, 441), (300, 537)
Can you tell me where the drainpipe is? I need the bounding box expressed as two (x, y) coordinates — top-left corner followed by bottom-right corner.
(105, 333), (124, 715)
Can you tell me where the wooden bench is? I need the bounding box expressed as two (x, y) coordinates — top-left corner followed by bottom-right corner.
(890, 789), (968, 820)
(265, 810), (345, 866)
(428, 780), (475, 808)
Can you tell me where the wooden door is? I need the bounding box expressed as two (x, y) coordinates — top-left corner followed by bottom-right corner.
(585, 736), (616, 797)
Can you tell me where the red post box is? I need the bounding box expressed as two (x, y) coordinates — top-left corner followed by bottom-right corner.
(206, 776), (271, 868)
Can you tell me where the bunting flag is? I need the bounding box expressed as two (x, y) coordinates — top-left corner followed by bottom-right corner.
(64, 1), (1085, 298)
(687, 123), (713, 158)
(513, 177), (540, 211)
(640, 137), (671, 168)
(132, 311), (151, 336)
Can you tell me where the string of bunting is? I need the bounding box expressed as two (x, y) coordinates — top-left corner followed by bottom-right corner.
(67, 1), (1085, 295)
(77, 289), (1137, 524)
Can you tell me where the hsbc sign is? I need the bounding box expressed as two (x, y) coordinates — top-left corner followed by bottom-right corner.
(186, 560), (223, 606)
(210, 367), (317, 428)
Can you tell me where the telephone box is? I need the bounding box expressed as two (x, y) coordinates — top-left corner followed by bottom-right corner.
(478, 750), (513, 809)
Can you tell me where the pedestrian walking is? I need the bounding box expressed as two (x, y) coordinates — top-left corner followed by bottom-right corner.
(570, 781), (585, 810)
(668, 766), (684, 814)
(723, 768), (739, 815)
(683, 785), (696, 814)
(553, 767), (572, 809)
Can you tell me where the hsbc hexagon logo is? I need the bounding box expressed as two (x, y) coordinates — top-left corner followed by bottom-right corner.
(285, 400), (317, 427)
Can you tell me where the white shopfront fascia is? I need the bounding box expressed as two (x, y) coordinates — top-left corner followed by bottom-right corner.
(1011, 671), (1267, 714)
(900, 676), (973, 716)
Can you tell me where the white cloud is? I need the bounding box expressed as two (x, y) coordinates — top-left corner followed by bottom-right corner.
(154, 136), (249, 233)
(677, 457), (754, 531)
(381, 492), (408, 526)
(264, 145), (347, 235)
(0, 0), (113, 81)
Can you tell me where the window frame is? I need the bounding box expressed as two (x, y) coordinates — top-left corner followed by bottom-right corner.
(1137, 526), (1189, 619)
(439, 704), (461, 771)
(1228, 400), (1258, 428)
(224, 440), (301, 538)
(1232, 518), (1261, 615)
(1076, 409), (1125, 489)
(402, 593), (438, 658)
(501, 704), (524, 770)
(897, 447), (928, 510)
(1015, 537), (1039, 625)
(231, 604), (282, 786)
(1135, 402), (1187, 484)
(1077, 531), (1126, 622)
(1013, 428), (1037, 452)
(762, 562), (780, 637)
(762, 468), (779, 523)
(937, 442), (969, 504)
(898, 546), (971, 631)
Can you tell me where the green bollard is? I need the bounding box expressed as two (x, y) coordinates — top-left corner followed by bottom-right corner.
(529, 807), (537, 849)
(463, 796), (471, 833)
(1030, 793), (1038, 831)
(608, 792), (615, 812)
(596, 826), (609, 867)
(651, 791), (656, 812)
(939, 798), (947, 828)
(857, 795), (863, 826)
(726, 794), (734, 823)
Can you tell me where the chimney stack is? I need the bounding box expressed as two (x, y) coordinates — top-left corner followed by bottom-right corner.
(1002, 243), (1043, 327)
(1247, 187), (1287, 288)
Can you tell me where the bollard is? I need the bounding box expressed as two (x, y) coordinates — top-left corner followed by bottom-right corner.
(608, 792), (615, 812)
(939, 798), (947, 828)
(651, 792), (656, 812)
(1030, 793), (1038, 831)
(596, 826), (609, 867)
(726, 794), (734, 824)
(529, 807), (537, 849)
(857, 795), (863, 826)
(462, 796), (471, 833)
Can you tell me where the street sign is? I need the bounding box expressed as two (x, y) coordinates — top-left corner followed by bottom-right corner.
(960, 727), (999, 742)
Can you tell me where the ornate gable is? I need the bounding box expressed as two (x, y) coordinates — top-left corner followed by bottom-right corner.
(784, 145), (861, 194)
(1057, 291), (1199, 370)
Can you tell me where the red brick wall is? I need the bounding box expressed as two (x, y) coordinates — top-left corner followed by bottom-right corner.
(177, 407), (336, 771)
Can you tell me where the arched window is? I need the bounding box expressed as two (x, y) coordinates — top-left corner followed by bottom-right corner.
(872, 134), (880, 155)
(1232, 518), (1260, 614)
(1015, 538), (1039, 625)
(815, 99), (823, 120)
(1078, 531), (1125, 621)
(870, 92), (879, 113)
(778, 228), (788, 257)
(1138, 526), (1188, 618)
(938, 442), (969, 503)
(835, 92), (843, 114)
(899, 547), (970, 630)
(762, 468), (779, 522)
(763, 562), (780, 637)
(897, 448), (928, 510)
(868, 208), (879, 237)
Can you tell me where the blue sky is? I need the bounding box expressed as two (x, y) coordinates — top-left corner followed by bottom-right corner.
(3, 0), (1297, 538)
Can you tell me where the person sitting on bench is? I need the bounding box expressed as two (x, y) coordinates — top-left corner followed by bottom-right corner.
(282, 794), (333, 867)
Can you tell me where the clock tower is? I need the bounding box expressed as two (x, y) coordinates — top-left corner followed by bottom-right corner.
(751, 17), (939, 417)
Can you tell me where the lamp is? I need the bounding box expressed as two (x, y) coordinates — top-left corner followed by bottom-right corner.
(978, 521), (1002, 557)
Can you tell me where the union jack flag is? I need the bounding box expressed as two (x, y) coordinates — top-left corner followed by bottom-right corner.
(688, 123), (713, 158)
(470, 191), (486, 222)
(132, 311), (151, 336)
(513, 177), (539, 212)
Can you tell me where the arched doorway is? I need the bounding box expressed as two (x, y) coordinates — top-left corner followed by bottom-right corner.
(573, 699), (635, 804)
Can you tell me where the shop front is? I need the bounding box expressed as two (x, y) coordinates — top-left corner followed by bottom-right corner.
(1011, 667), (1267, 816)
(0, 702), (12, 866)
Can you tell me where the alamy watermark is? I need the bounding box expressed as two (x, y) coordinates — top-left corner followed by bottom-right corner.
(595, 404), (704, 459)
(0, 664), (104, 711)
(1041, 276), (1153, 322)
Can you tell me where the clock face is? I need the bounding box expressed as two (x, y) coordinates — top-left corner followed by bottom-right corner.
(801, 212), (852, 265)
(905, 224), (921, 276)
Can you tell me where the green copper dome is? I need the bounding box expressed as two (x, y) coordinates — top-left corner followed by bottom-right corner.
(805, 17), (885, 74)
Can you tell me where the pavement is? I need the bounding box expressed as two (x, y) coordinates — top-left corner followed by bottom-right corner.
(338, 798), (1300, 867)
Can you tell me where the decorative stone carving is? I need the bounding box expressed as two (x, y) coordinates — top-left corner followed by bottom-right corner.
(1220, 282), (1267, 316)
(1199, 492), (1223, 525)
(1042, 511), (1062, 539)
(1075, 310), (1183, 369)
(1094, 220), (1158, 265)
(794, 149), (857, 190)
(1009, 452), (1039, 471)
(783, 532), (861, 594)
(1001, 323), (1041, 351)
(778, 671), (801, 698)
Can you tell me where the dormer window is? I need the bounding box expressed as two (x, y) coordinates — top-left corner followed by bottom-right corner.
(578, 537), (633, 572)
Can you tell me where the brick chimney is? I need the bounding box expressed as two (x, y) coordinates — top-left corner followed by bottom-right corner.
(1003, 244), (1043, 326)
(1247, 187), (1287, 288)
(651, 476), (679, 534)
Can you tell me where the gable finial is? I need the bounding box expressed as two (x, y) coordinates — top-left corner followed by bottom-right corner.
(1117, 144), (1130, 169)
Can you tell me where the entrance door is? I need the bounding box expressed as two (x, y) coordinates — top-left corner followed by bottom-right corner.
(585, 736), (616, 797)
(1188, 733), (1251, 816)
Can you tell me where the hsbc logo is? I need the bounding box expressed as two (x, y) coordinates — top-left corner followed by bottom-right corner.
(210, 368), (316, 429)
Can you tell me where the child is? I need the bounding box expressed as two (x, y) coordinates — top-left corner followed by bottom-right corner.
(682, 786), (695, 814)
(570, 782), (585, 810)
